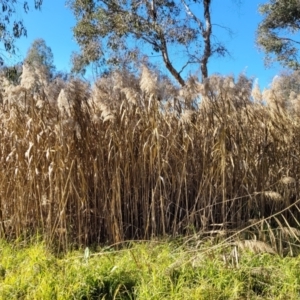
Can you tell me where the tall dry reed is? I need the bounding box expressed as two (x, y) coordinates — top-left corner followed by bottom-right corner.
(0, 66), (299, 250)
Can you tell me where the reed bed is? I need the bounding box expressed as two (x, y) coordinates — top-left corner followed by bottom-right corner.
(0, 66), (300, 250)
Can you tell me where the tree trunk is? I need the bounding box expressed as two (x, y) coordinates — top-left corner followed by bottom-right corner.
(200, 0), (212, 81)
(160, 33), (186, 87)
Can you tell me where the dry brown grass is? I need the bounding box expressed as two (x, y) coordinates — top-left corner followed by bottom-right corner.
(0, 66), (300, 251)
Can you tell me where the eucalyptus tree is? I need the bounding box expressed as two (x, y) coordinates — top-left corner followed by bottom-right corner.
(256, 0), (300, 69)
(0, 1), (43, 64)
(69, 0), (227, 85)
(24, 38), (55, 79)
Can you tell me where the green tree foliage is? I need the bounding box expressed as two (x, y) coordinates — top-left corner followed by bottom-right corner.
(24, 38), (55, 79)
(256, 0), (300, 69)
(0, 1), (43, 64)
(69, 0), (227, 85)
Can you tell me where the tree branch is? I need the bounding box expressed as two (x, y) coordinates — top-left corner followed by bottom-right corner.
(181, 0), (211, 80)
(202, 0), (212, 80)
(276, 36), (300, 45)
(158, 30), (185, 86)
(181, 0), (204, 33)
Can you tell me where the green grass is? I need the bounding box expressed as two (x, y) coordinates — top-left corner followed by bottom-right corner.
(0, 237), (300, 299)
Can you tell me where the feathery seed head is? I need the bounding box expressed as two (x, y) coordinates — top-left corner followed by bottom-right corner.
(264, 191), (283, 202)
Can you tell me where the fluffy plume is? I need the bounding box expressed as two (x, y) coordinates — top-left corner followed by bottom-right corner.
(237, 240), (276, 254)
(281, 176), (296, 185)
(264, 191), (283, 202)
(179, 76), (201, 109)
(251, 79), (262, 103)
(140, 66), (158, 98)
(57, 89), (71, 117)
(57, 79), (90, 117)
(20, 63), (49, 98)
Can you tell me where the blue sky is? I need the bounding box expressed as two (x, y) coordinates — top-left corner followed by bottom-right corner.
(2, 0), (287, 89)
